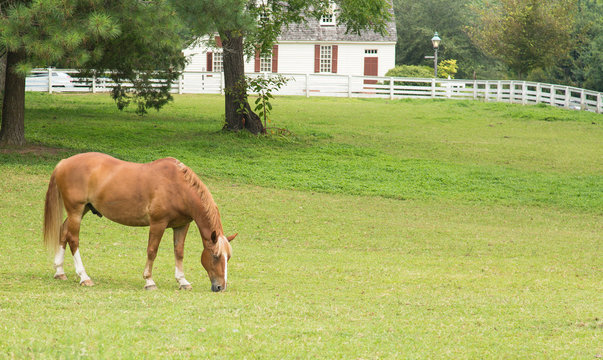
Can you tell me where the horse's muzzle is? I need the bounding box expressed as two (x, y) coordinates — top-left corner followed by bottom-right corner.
(211, 283), (225, 292)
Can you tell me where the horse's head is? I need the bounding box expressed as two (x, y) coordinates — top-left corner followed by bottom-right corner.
(201, 231), (237, 292)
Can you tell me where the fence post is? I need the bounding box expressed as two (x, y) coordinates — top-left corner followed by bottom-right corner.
(564, 86), (570, 108)
(348, 75), (352, 98)
(473, 80), (478, 100)
(597, 93), (602, 114)
(92, 75), (96, 93)
(580, 89), (585, 110)
(484, 81), (489, 102)
(536, 83), (541, 104)
(497, 81), (502, 102)
(509, 81), (515, 103)
(48, 67), (53, 94)
(431, 78), (436, 98)
(306, 73), (310, 98)
(389, 77), (394, 100)
(522, 82), (527, 105)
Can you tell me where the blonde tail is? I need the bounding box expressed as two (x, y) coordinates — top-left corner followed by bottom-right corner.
(43, 171), (63, 253)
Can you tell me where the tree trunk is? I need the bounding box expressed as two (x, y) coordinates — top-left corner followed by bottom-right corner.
(220, 30), (264, 134)
(0, 52), (6, 98)
(0, 49), (26, 147)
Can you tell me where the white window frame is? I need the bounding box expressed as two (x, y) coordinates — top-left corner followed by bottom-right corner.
(213, 51), (223, 72)
(320, 3), (337, 26)
(260, 53), (272, 72)
(320, 45), (332, 73)
(365, 49), (378, 55)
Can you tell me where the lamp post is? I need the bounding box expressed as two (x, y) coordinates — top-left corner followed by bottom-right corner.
(431, 32), (441, 78)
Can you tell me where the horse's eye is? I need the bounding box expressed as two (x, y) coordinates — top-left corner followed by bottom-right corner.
(212, 254), (220, 261)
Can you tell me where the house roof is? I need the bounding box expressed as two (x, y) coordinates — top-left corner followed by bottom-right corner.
(278, 11), (397, 43)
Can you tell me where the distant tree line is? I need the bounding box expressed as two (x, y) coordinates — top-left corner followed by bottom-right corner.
(393, 0), (602, 91)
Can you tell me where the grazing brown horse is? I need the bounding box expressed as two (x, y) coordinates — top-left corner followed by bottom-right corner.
(43, 152), (236, 292)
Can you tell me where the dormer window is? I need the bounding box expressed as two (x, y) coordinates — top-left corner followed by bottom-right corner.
(320, 3), (336, 26)
(320, 13), (334, 26)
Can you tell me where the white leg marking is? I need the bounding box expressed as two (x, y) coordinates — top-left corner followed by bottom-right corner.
(73, 249), (91, 283)
(145, 278), (156, 288)
(175, 267), (191, 287)
(223, 253), (228, 284)
(54, 246), (66, 276)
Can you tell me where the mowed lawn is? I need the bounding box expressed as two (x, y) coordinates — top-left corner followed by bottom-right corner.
(0, 93), (601, 358)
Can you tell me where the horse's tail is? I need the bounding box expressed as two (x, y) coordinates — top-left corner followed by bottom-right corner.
(43, 170), (63, 253)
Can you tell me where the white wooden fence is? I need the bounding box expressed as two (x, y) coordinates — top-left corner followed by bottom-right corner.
(26, 68), (603, 113)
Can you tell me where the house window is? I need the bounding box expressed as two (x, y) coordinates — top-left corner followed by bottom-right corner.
(259, 11), (270, 24)
(213, 52), (223, 72)
(320, 3), (336, 26)
(260, 53), (272, 72)
(320, 45), (332, 73)
(365, 49), (378, 55)
(320, 13), (334, 26)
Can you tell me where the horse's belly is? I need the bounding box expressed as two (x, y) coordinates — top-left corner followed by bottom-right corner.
(93, 200), (151, 227)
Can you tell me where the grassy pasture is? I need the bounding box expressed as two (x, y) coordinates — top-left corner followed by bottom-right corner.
(0, 93), (601, 358)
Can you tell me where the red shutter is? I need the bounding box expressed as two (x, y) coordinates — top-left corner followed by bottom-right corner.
(272, 45), (278, 73)
(206, 52), (213, 72)
(215, 36), (222, 48)
(332, 45), (338, 74)
(254, 49), (261, 72)
(314, 45), (321, 73)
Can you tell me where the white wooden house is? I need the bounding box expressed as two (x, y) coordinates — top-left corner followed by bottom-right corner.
(183, 10), (397, 77)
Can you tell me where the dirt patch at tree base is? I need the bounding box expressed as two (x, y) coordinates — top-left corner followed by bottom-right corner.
(0, 144), (65, 156)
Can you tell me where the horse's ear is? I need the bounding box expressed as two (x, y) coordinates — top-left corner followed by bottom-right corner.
(211, 231), (218, 244)
(227, 233), (238, 242)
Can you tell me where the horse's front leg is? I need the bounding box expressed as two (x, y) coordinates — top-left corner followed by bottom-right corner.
(173, 223), (192, 290)
(143, 223), (166, 290)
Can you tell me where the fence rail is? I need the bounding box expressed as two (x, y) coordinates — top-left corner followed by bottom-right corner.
(26, 68), (603, 113)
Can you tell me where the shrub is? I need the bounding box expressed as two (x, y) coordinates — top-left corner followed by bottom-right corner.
(385, 65), (434, 78)
(438, 59), (458, 79)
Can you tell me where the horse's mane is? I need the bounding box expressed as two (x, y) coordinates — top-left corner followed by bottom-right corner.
(172, 159), (221, 230)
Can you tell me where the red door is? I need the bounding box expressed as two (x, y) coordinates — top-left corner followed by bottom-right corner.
(364, 57), (378, 84)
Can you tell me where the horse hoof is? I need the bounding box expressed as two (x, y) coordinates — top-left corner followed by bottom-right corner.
(80, 279), (94, 287)
(179, 284), (192, 291)
(144, 284), (158, 291)
(54, 274), (68, 281)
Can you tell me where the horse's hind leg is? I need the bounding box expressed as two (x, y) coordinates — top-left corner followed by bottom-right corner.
(53, 220), (69, 280)
(173, 224), (192, 290)
(65, 207), (94, 286)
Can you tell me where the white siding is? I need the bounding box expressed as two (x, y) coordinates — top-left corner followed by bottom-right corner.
(333, 43), (395, 77)
(271, 43), (316, 74)
(184, 40), (396, 77)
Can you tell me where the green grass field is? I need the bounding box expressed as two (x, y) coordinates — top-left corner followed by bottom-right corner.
(0, 93), (601, 358)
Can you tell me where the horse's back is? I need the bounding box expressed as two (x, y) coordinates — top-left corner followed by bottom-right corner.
(53, 153), (190, 226)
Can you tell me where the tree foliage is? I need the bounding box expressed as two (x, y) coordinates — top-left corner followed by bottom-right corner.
(0, 0), (186, 146)
(526, 0), (603, 91)
(392, 0), (502, 79)
(466, 0), (577, 79)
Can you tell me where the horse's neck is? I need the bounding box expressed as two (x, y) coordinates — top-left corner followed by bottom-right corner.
(191, 191), (222, 239)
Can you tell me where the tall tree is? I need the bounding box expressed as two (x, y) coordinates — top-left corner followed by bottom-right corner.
(537, 0), (603, 91)
(392, 0), (504, 79)
(0, 0), (186, 147)
(0, 50), (6, 97)
(467, 0), (576, 79)
(177, 0), (392, 134)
